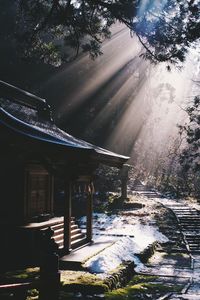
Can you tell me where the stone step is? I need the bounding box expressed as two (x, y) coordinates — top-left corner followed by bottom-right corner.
(179, 222), (199, 225)
(187, 243), (200, 247)
(179, 221), (200, 224)
(181, 225), (200, 228)
(182, 225), (200, 227)
(189, 246), (200, 250)
(176, 214), (199, 217)
(171, 210), (198, 214)
(182, 228), (200, 230)
(185, 238), (200, 242)
(175, 211), (199, 213)
(185, 235), (200, 238)
(179, 217), (200, 219)
(188, 242), (200, 246)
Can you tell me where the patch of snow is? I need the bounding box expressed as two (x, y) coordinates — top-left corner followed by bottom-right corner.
(79, 213), (168, 248)
(84, 224), (168, 274)
(84, 237), (144, 274)
(79, 203), (168, 274)
(128, 224), (168, 251)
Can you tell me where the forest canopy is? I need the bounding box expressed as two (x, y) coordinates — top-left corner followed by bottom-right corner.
(5, 0), (200, 66)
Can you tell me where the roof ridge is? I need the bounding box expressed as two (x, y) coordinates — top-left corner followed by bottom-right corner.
(0, 80), (53, 122)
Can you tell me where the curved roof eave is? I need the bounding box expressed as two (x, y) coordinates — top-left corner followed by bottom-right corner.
(0, 107), (92, 150)
(0, 106), (129, 166)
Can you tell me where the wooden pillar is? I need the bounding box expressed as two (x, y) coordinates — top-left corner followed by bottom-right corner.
(64, 181), (71, 253)
(86, 183), (93, 243)
(121, 177), (128, 199)
(120, 164), (131, 200)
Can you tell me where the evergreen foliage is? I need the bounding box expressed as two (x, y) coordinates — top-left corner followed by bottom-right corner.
(179, 96), (200, 174)
(2, 0), (199, 66)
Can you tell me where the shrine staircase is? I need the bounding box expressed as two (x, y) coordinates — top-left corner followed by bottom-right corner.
(41, 217), (86, 251)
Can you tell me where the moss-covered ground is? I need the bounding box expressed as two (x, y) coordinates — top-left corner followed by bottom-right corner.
(0, 267), (40, 283)
(61, 270), (108, 294)
(105, 275), (183, 300)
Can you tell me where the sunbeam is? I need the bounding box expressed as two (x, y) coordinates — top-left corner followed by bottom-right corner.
(40, 23), (200, 177)
(42, 25), (142, 120)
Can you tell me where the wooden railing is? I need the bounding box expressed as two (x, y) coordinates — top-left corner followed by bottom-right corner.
(0, 282), (37, 300)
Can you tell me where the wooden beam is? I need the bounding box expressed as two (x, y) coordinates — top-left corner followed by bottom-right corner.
(64, 181), (72, 253)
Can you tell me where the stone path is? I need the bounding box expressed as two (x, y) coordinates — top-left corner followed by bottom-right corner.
(164, 204), (200, 299)
(134, 185), (200, 299)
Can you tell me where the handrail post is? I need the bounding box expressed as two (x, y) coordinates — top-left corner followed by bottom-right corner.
(39, 227), (60, 300)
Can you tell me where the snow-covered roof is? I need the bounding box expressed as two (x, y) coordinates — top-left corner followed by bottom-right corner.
(0, 80), (129, 167)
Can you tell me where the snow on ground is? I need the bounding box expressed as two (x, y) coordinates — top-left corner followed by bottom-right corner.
(79, 203), (168, 274)
(83, 236), (143, 274)
(81, 192), (200, 275)
(80, 212), (168, 248)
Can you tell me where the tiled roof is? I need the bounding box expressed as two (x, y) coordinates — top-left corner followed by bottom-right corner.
(0, 81), (129, 166)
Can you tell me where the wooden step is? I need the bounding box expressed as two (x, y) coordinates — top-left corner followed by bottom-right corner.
(57, 239), (64, 249)
(71, 224), (78, 230)
(71, 228), (82, 235)
(57, 236), (87, 250)
(54, 228), (82, 238)
(71, 232), (85, 242)
(48, 218), (86, 250)
(71, 237), (87, 249)
(53, 226), (79, 233)
(51, 223), (64, 231)
(54, 233), (64, 242)
(53, 227), (64, 235)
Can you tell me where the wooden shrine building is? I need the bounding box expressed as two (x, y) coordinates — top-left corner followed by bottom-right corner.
(0, 80), (129, 266)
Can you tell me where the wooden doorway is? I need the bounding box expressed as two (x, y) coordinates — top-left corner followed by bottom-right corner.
(25, 165), (53, 221)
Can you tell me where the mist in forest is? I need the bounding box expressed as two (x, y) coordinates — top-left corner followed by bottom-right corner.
(41, 24), (200, 176)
